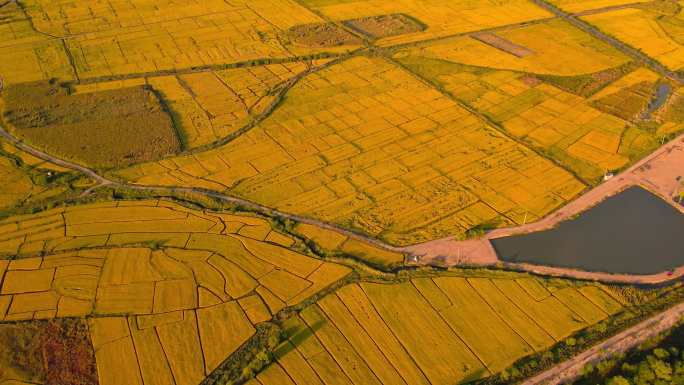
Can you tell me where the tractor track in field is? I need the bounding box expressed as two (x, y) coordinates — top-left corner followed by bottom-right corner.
(522, 301), (684, 385)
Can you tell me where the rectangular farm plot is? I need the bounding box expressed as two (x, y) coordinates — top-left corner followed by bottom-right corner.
(361, 282), (486, 384)
(117, 56), (587, 245)
(399, 49), (666, 181)
(467, 278), (555, 351)
(432, 277), (534, 373)
(493, 279), (587, 341)
(270, 277), (621, 385)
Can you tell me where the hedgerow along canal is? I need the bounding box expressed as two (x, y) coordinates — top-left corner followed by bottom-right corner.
(491, 186), (684, 275)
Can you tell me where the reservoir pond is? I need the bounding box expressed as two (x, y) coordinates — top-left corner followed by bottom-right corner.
(492, 187), (684, 275)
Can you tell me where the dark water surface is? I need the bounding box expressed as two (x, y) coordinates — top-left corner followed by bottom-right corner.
(492, 187), (684, 275)
(642, 83), (672, 120)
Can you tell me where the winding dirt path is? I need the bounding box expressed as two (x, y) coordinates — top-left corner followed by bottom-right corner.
(0, 123), (404, 253)
(523, 301), (684, 385)
(3, 119), (684, 284)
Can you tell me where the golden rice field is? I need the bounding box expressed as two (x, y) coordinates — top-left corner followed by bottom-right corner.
(0, 199), (636, 385)
(393, 18), (684, 181)
(116, 56), (588, 245)
(4, 1), (684, 383)
(2, 0), (682, 245)
(582, 4), (684, 71)
(0, 0), (359, 85)
(299, 0), (552, 47)
(0, 200), (361, 385)
(402, 19), (631, 76)
(249, 276), (625, 385)
(547, 0), (651, 13)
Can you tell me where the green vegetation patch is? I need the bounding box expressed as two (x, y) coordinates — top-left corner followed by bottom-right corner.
(593, 81), (656, 121)
(576, 321), (684, 385)
(2, 81), (181, 169)
(536, 63), (636, 98)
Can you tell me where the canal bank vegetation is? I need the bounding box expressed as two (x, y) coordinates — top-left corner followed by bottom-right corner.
(471, 281), (684, 385)
(574, 320), (684, 385)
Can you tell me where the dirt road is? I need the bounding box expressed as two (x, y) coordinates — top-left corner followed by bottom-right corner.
(3, 121), (684, 283)
(523, 301), (684, 385)
(0, 123), (404, 254)
(406, 132), (684, 283)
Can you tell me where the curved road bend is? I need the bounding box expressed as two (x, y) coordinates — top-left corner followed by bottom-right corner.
(523, 301), (684, 385)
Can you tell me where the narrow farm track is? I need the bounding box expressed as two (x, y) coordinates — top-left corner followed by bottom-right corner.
(5, 117), (684, 285)
(0, 123), (406, 255)
(531, 0), (684, 84)
(408, 131), (684, 284)
(523, 301), (684, 385)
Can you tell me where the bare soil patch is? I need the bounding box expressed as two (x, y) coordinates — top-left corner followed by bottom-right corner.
(471, 32), (535, 58)
(0, 318), (97, 385)
(286, 23), (361, 47)
(343, 14), (425, 39)
(1, 81), (181, 169)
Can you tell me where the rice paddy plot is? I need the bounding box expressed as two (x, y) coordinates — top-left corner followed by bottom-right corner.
(116, 56), (586, 245)
(583, 5), (684, 71)
(0, 199), (355, 385)
(263, 276), (621, 385)
(397, 48), (676, 182)
(8, 0), (358, 82)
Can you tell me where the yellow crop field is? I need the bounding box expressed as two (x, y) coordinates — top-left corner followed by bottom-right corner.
(0, 0), (358, 84)
(116, 56), (587, 245)
(4, 1), (684, 383)
(299, 0), (552, 47)
(583, 7), (684, 71)
(402, 19), (630, 76)
(398, 41), (678, 181)
(0, 200), (359, 385)
(262, 276), (622, 385)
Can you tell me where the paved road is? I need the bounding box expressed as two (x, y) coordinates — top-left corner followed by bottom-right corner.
(523, 301), (684, 385)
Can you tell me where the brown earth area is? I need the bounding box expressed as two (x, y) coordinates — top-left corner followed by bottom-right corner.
(286, 23), (361, 47)
(343, 14), (425, 39)
(405, 132), (684, 284)
(0, 318), (97, 385)
(1, 82), (181, 169)
(471, 32), (535, 57)
(593, 80), (656, 121)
